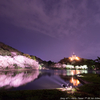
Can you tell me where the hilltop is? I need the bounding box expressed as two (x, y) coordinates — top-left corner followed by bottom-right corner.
(0, 42), (22, 56)
(0, 42), (43, 63)
(58, 55), (100, 70)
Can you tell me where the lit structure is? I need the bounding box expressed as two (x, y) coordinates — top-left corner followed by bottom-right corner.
(69, 52), (79, 61)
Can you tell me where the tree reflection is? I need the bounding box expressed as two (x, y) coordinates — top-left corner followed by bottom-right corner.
(0, 70), (39, 89)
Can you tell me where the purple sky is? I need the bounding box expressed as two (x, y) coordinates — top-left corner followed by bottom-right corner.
(0, 0), (100, 62)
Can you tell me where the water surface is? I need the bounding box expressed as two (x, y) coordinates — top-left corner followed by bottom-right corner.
(0, 69), (98, 90)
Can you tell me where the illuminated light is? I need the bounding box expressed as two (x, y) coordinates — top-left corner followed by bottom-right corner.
(65, 86), (72, 90)
(71, 58), (73, 60)
(57, 86), (73, 91)
(76, 70), (80, 74)
(66, 65), (74, 69)
(71, 70), (80, 75)
(70, 77), (80, 86)
(71, 71), (74, 75)
(71, 70), (75, 75)
(84, 70), (88, 73)
(83, 65), (88, 69)
(57, 87), (74, 94)
(75, 65), (88, 69)
(76, 57), (79, 60)
(72, 77), (73, 82)
(77, 80), (80, 84)
(69, 53), (80, 61)
(75, 66), (79, 69)
(77, 75), (84, 77)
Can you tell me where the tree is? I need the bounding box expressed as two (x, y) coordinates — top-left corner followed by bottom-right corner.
(95, 56), (100, 63)
(31, 56), (36, 61)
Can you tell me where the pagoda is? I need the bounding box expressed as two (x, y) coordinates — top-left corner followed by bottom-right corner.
(69, 52), (79, 61)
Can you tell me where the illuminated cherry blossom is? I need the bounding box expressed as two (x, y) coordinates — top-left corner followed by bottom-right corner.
(0, 55), (39, 69)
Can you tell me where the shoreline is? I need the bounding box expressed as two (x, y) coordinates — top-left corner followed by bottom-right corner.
(0, 68), (38, 71)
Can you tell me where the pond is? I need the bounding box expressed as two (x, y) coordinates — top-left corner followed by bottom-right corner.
(0, 69), (99, 91)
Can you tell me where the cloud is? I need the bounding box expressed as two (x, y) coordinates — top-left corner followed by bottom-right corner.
(0, 0), (100, 38)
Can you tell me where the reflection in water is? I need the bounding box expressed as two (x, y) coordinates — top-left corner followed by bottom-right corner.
(54, 70), (85, 88)
(54, 70), (87, 76)
(70, 77), (80, 86)
(0, 70), (89, 90)
(71, 70), (80, 75)
(0, 70), (39, 89)
(67, 70), (88, 76)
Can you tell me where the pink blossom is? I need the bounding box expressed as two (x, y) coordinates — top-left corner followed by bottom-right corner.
(0, 55), (39, 69)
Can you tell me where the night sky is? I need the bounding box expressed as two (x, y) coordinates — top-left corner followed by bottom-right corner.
(0, 0), (100, 62)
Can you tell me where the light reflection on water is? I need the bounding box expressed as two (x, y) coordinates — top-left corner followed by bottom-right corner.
(70, 77), (80, 86)
(0, 69), (97, 90)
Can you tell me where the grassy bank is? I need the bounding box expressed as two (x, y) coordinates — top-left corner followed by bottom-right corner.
(0, 88), (95, 100)
(77, 73), (100, 97)
(0, 89), (69, 100)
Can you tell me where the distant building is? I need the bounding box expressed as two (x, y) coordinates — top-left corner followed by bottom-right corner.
(69, 52), (79, 61)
